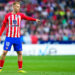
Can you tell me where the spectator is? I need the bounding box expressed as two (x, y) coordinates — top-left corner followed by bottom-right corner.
(0, 0), (75, 44)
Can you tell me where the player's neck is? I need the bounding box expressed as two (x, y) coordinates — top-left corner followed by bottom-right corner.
(12, 10), (19, 14)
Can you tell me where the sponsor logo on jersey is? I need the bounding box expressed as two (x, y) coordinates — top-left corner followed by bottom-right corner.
(12, 25), (19, 27)
(13, 20), (17, 24)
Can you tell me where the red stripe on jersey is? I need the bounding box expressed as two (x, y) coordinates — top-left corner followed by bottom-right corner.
(17, 15), (19, 37)
(7, 16), (11, 37)
(10, 15), (12, 37)
(17, 16), (20, 37)
(17, 15), (19, 26)
(13, 15), (16, 37)
(6, 18), (9, 37)
(15, 15), (18, 37)
(17, 27), (18, 37)
(19, 28), (20, 37)
(19, 16), (21, 37)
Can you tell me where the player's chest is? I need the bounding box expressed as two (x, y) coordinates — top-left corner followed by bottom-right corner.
(8, 15), (21, 25)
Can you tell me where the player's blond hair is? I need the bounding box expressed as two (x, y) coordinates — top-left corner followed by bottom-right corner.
(13, 1), (20, 6)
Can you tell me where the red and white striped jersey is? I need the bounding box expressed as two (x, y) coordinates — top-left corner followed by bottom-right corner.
(0, 12), (36, 38)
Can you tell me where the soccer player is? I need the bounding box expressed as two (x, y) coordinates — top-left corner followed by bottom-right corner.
(0, 1), (40, 73)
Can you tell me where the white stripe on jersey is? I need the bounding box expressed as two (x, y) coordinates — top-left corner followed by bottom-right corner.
(18, 15), (21, 37)
(8, 16), (10, 37)
(12, 15), (14, 37)
(19, 15), (21, 27)
(15, 15), (18, 37)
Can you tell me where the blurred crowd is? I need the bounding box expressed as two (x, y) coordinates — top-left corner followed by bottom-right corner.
(0, 0), (75, 44)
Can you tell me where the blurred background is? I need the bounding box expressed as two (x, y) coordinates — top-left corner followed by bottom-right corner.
(0, 1), (75, 74)
(0, 0), (75, 44)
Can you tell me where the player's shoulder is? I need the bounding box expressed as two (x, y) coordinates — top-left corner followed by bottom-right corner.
(5, 12), (12, 16)
(18, 12), (25, 16)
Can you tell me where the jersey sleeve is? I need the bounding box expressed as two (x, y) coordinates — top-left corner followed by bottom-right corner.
(21, 13), (36, 21)
(0, 14), (8, 36)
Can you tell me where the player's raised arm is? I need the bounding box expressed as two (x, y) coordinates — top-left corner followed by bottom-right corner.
(21, 13), (40, 22)
(0, 14), (8, 37)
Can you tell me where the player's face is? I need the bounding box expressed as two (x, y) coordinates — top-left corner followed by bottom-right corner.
(13, 4), (20, 12)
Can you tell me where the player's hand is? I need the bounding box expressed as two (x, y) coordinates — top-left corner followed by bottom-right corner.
(36, 19), (40, 23)
(0, 37), (1, 42)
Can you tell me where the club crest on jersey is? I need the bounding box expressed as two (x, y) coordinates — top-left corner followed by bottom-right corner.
(13, 20), (17, 24)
